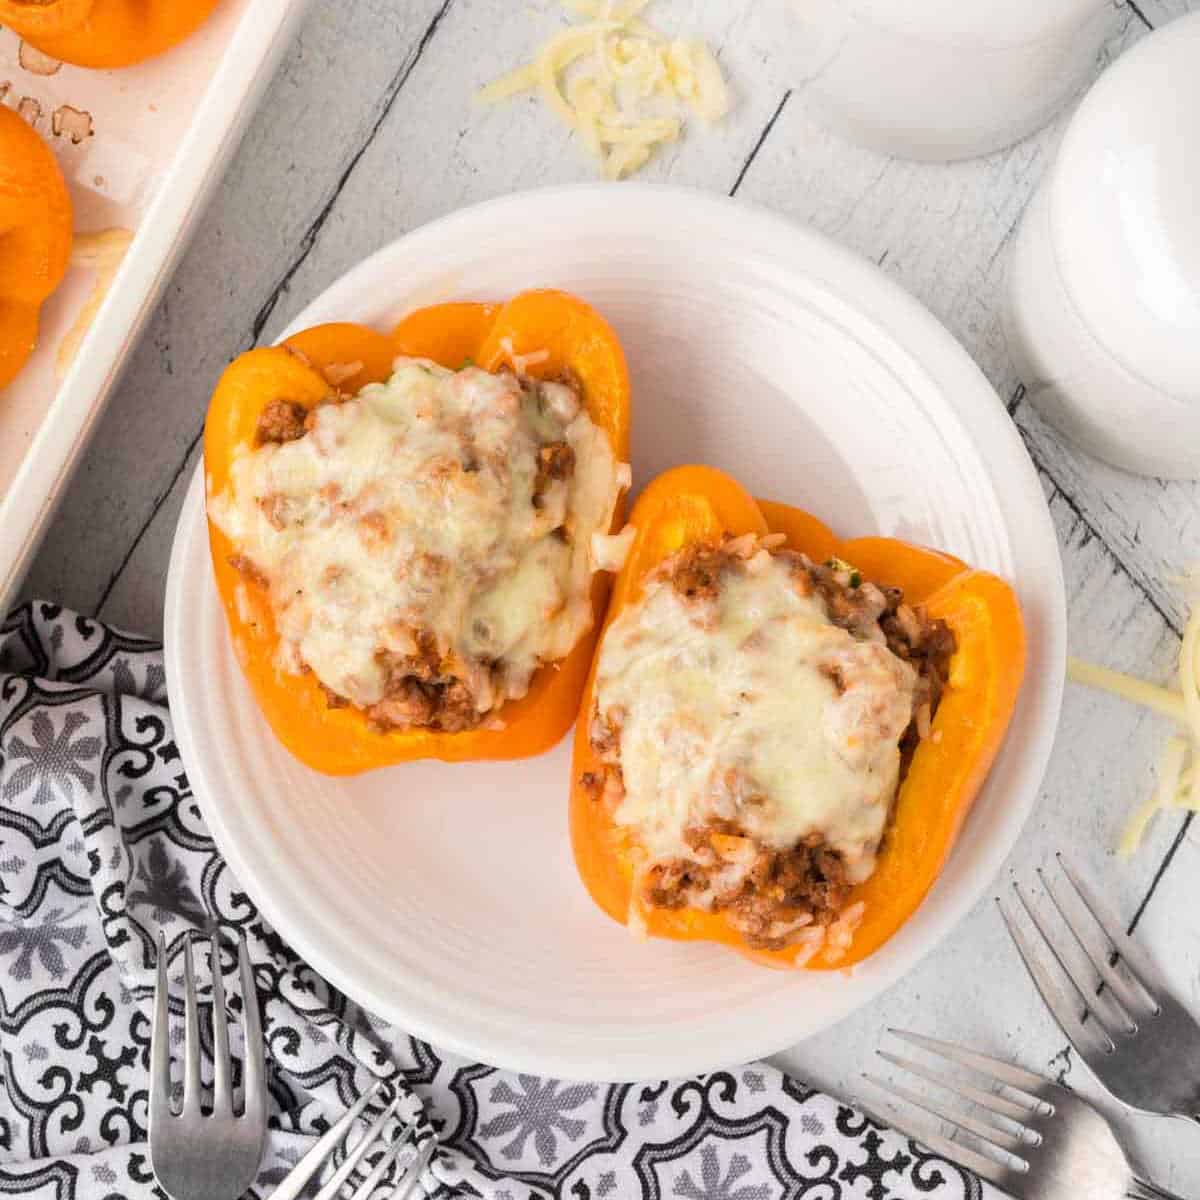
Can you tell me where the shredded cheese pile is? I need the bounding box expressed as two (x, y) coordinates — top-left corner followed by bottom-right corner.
(1068, 567), (1200, 856)
(478, 0), (731, 179)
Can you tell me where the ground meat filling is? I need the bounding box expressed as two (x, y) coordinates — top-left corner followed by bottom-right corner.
(668, 542), (726, 602)
(586, 534), (957, 952)
(254, 399), (309, 445)
(366, 632), (483, 733)
(533, 441), (576, 509)
(222, 362), (623, 735)
(643, 831), (852, 951)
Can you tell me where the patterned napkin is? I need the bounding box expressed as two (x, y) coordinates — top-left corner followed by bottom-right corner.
(0, 602), (982, 1200)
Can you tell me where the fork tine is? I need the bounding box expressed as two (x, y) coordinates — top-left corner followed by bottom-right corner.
(876, 1049), (1037, 1135)
(861, 1075), (1013, 1187)
(997, 894), (1117, 1055)
(266, 1082), (385, 1200)
(1056, 853), (1163, 1012)
(150, 932), (173, 1123)
(888, 1028), (1050, 1098)
(181, 932), (203, 1116)
(208, 926), (233, 1119)
(1012, 880), (1117, 1040)
(344, 1123), (411, 1200)
(312, 1096), (405, 1200)
(1038, 866), (1142, 1030)
(390, 1138), (436, 1200)
(238, 934), (267, 1122)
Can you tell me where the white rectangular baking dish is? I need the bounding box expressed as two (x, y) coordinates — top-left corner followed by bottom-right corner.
(0, 0), (311, 615)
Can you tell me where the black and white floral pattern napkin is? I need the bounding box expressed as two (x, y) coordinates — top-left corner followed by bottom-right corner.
(0, 602), (981, 1200)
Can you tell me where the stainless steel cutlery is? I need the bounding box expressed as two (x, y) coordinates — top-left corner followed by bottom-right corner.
(265, 1079), (433, 1200)
(149, 929), (433, 1200)
(149, 930), (268, 1200)
(866, 1029), (1184, 1200)
(999, 853), (1200, 1121)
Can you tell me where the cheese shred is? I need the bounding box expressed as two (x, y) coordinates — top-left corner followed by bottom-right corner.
(478, 1), (731, 179)
(1068, 568), (1200, 854)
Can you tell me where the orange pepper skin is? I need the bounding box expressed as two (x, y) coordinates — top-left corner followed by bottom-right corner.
(0, 107), (73, 392)
(205, 290), (630, 775)
(570, 465), (1025, 970)
(0, 0), (221, 68)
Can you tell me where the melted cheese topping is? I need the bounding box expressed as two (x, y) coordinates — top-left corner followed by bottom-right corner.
(208, 358), (628, 716)
(594, 556), (917, 883)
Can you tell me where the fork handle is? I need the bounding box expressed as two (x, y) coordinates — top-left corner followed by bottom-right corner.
(1118, 1108), (1200, 1200)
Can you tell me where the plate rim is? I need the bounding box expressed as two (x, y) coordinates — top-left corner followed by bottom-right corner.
(166, 181), (1066, 1080)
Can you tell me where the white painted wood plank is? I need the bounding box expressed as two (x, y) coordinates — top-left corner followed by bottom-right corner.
(200, 0), (802, 323)
(1140, 0), (1200, 22)
(1012, 406), (1196, 635)
(99, 457), (193, 635)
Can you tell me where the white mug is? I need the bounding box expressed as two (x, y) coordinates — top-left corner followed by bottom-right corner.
(1004, 13), (1200, 479)
(792, 0), (1116, 161)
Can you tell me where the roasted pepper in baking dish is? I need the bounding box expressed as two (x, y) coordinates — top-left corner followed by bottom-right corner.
(0, 107), (72, 392)
(204, 290), (631, 775)
(570, 464), (1025, 971)
(0, 0), (221, 68)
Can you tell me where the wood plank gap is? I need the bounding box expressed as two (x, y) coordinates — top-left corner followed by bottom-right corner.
(94, 0), (457, 619)
(1035, 449), (1183, 639)
(1128, 812), (1193, 934)
(249, 0), (457, 344)
(729, 89), (793, 197)
(95, 427), (204, 619)
(1125, 0), (1154, 29)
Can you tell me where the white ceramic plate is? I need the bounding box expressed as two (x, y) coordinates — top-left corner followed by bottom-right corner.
(165, 184), (1065, 1082)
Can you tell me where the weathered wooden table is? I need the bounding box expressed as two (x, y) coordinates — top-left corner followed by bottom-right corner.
(23, 0), (1200, 1136)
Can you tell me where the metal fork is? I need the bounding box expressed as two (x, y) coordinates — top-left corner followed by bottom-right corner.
(150, 929), (268, 1200)
(997, 852), (1200, 1120)
(865, 1029), (1184, 1199)
(265, 1078), (435, 1200)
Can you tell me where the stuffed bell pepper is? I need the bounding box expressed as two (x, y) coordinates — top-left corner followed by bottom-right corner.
(571, 465), (1025, 970)
(0, 106), (72, 392)
(205, 290), (632, 775)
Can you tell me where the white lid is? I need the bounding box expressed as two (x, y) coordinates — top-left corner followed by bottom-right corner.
(844, 0), (1108, 46)
(1049, 13), (1200, 399)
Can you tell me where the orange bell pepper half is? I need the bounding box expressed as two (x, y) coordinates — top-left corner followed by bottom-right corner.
(570, 464), (1026, 970)
(205, 290), (631, 775)
(0, 0), (220, 68)
(0, 107), (73, 392)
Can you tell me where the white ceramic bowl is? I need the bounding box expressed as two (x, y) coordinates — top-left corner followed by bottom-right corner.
(165, 184), (1065, 1082)
(792, 0), (1115, 161)
(1005, 12), (1200, 478)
